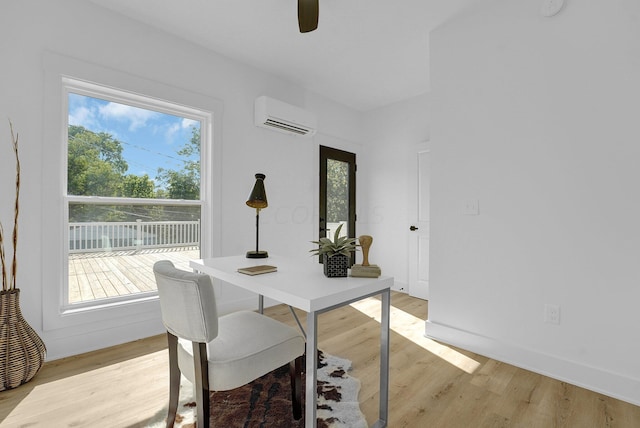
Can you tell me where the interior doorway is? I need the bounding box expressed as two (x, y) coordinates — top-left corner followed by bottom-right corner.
(408, 142), (430, 299)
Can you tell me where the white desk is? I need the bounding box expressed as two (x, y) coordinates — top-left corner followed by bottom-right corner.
(190, 255), (392, 428)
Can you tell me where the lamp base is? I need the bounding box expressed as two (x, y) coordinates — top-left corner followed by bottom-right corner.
(246, 250), (269, 259)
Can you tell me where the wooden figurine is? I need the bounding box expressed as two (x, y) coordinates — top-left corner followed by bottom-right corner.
(351, 235), (381, 277)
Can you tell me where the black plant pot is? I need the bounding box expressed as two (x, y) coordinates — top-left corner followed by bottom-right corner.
(323, 253), (349, 278)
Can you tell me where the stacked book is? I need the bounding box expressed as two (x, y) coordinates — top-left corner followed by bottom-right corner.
(350, 264), (381, 278)
(237, 265), (277, 275)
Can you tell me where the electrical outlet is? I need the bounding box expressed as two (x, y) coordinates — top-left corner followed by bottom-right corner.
(463, 199), (480, 215)
(544, 304), (561, 324)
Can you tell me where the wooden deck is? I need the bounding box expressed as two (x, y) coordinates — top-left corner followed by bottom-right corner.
(68, 247), (200, 304)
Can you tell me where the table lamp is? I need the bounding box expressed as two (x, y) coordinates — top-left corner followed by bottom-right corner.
(246, 173), (269, 258)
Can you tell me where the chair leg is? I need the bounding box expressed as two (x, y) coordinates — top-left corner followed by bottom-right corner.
(166, 332), (181, 428)
(290, 355), (303, 420)
(193, 342), (210, 428)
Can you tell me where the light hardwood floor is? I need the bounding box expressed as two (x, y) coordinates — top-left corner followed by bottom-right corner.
(1, 292), (638, 427)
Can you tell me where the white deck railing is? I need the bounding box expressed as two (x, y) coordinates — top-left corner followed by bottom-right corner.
(69, 219), (200, 253)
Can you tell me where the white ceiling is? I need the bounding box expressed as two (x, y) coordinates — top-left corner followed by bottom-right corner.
(89, 0), (482, 111)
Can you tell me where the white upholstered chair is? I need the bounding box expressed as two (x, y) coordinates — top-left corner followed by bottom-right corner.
(153, 260), (305, 427)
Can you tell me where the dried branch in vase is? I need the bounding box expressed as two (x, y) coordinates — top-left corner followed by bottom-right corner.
(1, 121), (20, 292)
(0, 222), (6, 291)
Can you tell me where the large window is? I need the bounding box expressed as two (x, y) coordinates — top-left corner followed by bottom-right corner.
(64, 79), (208, 308)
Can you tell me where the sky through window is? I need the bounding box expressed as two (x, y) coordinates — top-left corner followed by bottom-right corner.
(68, 93), (200, 179)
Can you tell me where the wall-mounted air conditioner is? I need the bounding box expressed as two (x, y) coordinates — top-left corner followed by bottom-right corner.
(254, 96), (317, 137)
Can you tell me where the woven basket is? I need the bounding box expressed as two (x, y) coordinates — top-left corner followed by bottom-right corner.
(0, 289), (46, 391)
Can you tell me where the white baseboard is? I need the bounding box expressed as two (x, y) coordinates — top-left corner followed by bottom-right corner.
(45, 317), (165, 361)
(45, 297), (272, 361)
(425, 320), (640, 407)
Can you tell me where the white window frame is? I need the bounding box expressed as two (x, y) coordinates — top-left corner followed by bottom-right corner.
(43, 52), (222, 332)
(62, 79), (209, 311)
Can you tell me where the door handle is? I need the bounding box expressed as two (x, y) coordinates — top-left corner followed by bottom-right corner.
(410, 225), (419, 231)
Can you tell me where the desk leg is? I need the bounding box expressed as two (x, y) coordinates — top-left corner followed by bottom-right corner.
(378, 289), (391, 427)
(289, 306), (307, 339)
(305, 311), (318, 428)
(258, 295), (264, 314)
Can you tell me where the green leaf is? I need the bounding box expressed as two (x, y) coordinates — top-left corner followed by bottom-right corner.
(333, 223), (343, 242)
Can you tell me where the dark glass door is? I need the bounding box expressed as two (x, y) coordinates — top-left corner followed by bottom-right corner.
(319, 146), (356, 264)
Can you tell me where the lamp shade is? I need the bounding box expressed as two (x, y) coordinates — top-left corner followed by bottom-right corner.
(246, 173), (268, 209)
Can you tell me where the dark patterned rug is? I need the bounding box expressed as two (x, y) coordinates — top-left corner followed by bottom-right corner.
(147, 351), (366, 428)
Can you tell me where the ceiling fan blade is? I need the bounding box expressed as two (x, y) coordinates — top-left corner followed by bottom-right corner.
(298, 0), (319, 33)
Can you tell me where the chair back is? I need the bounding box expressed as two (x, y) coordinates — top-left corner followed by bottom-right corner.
(153, 260), (218, 343)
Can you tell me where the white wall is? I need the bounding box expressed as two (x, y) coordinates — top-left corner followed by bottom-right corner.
(362, 94), (430, 290)
(0, 0), (364, 360)
(428, 0), (640, 405)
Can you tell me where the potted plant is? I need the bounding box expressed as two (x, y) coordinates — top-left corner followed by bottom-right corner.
(0, 122), (46, 391)
(310, 224), (358, 277)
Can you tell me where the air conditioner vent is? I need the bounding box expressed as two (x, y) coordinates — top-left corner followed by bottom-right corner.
(255, 96), (317, 137)
(264, 118), (309, 135)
